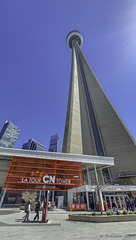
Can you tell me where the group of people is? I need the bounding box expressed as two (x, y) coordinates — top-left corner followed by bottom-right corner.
(23, 200), (51, 222)
(111, 196), (136, 213)
(23, 201), (40, 222)
(125, 197), (136, 212)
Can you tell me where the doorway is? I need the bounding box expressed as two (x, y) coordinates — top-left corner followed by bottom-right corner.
(104, 194), (127, 209)
(88, 192), (97, 210)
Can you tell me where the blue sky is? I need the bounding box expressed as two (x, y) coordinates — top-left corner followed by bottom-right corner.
(0, 0), (136, 150)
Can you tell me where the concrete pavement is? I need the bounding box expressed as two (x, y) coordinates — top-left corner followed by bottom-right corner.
(0, 208), (136, 240)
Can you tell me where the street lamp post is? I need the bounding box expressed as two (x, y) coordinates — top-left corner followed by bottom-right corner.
(74, 176), (79, 203)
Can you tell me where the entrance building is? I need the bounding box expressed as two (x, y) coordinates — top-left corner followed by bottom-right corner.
(68, 185), (136, 211)
(0, 147), (114, 207)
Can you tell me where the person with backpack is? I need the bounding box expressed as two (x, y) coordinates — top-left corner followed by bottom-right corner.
(112, 201), (117, 213)
(33, 201), (40, 221)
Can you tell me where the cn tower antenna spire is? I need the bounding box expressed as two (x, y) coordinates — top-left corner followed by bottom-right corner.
(66, 31), (83, 50)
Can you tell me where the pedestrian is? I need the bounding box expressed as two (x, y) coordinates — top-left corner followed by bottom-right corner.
(23, 201), (30, 222)
(132, 198), (135, 212)
(33, 201), (40, 221)
(91, 199), (94, 210)
(112, 201), (117, 213)
(48, 201), (51, 211)
(134, 197), (136, 207)
(125, 197), (130, 211)
(131, 197), (135, 212)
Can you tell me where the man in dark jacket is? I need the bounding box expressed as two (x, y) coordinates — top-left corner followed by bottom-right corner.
(112, 201), (117, 213)
(125, 197), (130, 211)
(33, 201), (40, 221)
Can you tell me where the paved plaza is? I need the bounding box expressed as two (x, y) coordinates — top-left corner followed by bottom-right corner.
(0, 208), (136, 240)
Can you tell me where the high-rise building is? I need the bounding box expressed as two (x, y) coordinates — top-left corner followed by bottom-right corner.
(22, 139), (46, 151)
(49, 134), (62, 152)
(0, 121), (20, 148)
(62, 31), (136, 184)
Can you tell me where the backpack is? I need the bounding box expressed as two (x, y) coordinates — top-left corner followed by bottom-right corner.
(35, 206), (37, 213)
(25, 205), (28, 213)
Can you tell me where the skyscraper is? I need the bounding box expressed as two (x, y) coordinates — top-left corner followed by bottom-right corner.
(22, 138), (46, 151)
(49, 134), (62, 152)
(62, 31), (136, 184)
(0, 121), (20, 148)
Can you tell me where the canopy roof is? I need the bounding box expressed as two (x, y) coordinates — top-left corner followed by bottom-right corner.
(0, 147), (114, 171)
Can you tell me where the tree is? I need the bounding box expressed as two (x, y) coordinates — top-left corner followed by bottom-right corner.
(84, 164), (111, 215)
(22, 190), (38, 209)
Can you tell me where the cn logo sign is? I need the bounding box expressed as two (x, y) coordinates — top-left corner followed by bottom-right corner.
(43, 175), (55, 184)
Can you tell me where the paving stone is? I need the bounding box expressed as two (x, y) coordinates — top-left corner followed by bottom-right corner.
(0, 209), (136, 240)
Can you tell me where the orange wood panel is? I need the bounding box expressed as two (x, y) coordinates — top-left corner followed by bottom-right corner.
(3, 156), (83, 191)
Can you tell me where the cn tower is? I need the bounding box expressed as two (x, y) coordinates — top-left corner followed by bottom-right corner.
(62, 31), (136, 184)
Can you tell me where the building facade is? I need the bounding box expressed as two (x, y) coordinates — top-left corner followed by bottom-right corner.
(0, 121), (20, 148)
(0, 148), (113, 207)
(62, 31), (136, 185)
(49, 134), (62, 152)
(22, 139), (46, 151)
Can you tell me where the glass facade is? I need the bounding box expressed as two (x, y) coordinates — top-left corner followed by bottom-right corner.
(22, 139), (46, 151)
(49, 134), (62, 152)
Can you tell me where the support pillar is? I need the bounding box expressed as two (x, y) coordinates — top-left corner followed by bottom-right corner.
(86, 191), (89, 211)
(0, 189), (6, 208)
(41, 191), (49, 223)
(94, 164), (104, 212)
(38, 191), (42, 202)
(52, 191), (54, 202)
(87, 164), (91, 185)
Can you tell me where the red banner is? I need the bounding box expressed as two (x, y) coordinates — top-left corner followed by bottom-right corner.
(69, 203), (86, 211)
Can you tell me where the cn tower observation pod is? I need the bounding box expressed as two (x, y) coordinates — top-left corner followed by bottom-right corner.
(66, 31), (83, 50)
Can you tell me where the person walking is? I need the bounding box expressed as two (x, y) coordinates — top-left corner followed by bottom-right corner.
(48, 201), (51, 211)
(112, 201), (117, 213)
(131, 197), (135, 212)
(23, 201), (30, 222)
(33, 201), (40, 221)
(125, 197), (130, 211)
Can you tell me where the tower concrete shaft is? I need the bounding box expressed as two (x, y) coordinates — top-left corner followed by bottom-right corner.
(63, 31), (136, 183)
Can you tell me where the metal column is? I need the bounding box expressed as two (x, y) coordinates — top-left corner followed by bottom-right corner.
(0, 189), (6, 208)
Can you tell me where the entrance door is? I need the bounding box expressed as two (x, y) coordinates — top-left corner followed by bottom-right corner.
(105, 195), (127, 209)
(88, 192), (97, 210)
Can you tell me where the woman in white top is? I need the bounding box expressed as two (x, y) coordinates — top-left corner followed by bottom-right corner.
(23, 201), (30, 222)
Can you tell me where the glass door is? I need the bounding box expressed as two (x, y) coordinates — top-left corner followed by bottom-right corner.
(104, 194), (128, 210)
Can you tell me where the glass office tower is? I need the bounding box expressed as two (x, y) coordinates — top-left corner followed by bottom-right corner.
(0, 121), (20, 148)
(49, 134), (62, 152)
(22, 139), (46, 151)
